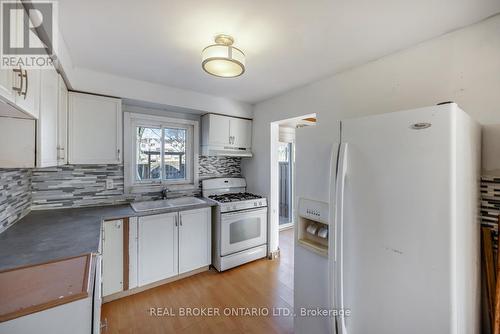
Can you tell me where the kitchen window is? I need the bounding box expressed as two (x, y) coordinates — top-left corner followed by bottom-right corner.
(124, 113), (199, 193)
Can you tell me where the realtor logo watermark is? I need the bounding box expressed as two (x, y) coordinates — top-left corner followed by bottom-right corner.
(0, 0), (57, 69)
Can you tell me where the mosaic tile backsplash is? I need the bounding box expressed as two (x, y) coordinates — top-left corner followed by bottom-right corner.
(31, 156), (242, 210)
(198, 156), (241, 180)
(481, 175), (500, 229)
(0, 169), (31, 233)
(32, 165), (130, 209)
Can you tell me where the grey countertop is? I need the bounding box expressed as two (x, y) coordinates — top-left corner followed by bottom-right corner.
(0, 199), (216, 271)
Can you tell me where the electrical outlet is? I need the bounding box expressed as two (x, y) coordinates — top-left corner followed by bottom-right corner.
(105, 179), (114, 190)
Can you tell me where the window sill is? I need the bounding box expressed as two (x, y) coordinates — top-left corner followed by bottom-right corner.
(127, 182), (198, 194)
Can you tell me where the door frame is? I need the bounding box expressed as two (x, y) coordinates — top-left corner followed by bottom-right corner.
(269, 114), (316, 255)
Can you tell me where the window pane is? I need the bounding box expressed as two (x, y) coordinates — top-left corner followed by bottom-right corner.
(164, 128), (187, 180)
(278, 142), (290, 162)
(136, 127), (161, 181)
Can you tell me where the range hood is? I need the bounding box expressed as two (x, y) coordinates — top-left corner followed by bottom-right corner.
(201, 145), (253, 158)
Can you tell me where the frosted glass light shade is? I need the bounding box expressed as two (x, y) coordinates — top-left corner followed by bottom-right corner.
(202, 44), (245, 78)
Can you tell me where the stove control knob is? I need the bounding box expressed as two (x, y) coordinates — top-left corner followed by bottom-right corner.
(232, 205), (237, 210)
(254, 202), (257, 207)
(259, 201), (262, 206)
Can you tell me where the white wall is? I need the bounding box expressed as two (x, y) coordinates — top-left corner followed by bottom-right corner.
(243, 13), (500, 198)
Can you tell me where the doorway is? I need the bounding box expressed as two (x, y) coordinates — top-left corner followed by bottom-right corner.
(278, 141), (293, 230)
(269, 114), (316, 259)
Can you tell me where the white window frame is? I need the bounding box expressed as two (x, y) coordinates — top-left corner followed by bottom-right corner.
(124, 112), (199, 194)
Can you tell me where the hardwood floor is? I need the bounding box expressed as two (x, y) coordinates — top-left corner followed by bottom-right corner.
(101, 228), (295, 334)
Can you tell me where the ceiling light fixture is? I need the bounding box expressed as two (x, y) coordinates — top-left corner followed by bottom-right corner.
(202, 34), (245, 78)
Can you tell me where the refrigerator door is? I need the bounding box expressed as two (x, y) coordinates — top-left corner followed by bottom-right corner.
(338, 106), (454, 334)
(294, 121), (340, 334)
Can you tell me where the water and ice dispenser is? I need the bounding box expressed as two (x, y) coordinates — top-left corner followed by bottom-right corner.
(297, 198), (329, 257)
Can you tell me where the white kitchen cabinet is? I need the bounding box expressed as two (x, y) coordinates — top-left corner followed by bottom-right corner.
(0, 69), (15, 103)
(11, 3), (40, 119)
(37, 67), (58, 167)
(178, 208), (211, 274)
(0, 117), (35, 168)
(0, 296), (94, 334)
(138, 212), (178, 286)
(0, 2), (40, 119)
(68, 92), (122, 164)
(102, 220), (124, 297)
(229, 117), (252, 148)
(57, 75), (68, 165)
(201, 114), (252, 156)
(203, 114), (231, 146)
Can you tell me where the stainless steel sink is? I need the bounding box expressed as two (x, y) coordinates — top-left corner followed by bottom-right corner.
(130, 197), (205, 212)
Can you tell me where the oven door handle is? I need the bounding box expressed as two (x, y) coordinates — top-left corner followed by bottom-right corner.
(221, 207), (268, 217)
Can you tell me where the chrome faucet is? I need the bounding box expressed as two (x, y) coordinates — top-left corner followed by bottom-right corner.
(161, 186), (170, 200)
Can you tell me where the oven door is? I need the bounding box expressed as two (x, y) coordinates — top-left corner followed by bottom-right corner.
(220, 207), (267, 256)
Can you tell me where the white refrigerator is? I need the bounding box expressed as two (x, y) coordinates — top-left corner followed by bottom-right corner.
(294, 103), (481, 334)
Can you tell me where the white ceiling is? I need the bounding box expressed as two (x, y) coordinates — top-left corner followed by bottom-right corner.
(59, 0), (500, 104)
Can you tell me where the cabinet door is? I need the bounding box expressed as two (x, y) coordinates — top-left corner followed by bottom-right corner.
(230, 118), (252, 148)
(0, 69), (15, 103)
(138, 213), (178, 286)
(208, 114), (230, 145)
(37, 67), (58, 167)
(179, 208), (211, 274)
(12, 5), (40, 119)
(68, 92), (122, 164)
(102, 220), (124, 297)
(0, 118), (35, 168)
(57, 75), (68, 165)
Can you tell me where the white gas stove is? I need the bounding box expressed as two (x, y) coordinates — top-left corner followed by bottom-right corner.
(207, 192), (267, 213)
(202, 178), (268, 271)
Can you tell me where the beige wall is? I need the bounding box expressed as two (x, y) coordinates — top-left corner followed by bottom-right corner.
(243, 14), (500, 198)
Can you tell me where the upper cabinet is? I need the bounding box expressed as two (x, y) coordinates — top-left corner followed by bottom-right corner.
(201, 114), (253, 157)
(0, 118), (35, 168)
(229, 117), (252, 149)
(37, 67), (59, 168)
(0, 3), (40, 119)
(68, 92), (122, 164)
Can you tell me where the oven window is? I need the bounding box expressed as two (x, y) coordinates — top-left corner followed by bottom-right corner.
(230, 218), (261, 244)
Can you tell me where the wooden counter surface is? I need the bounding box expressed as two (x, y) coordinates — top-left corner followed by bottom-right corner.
(0, 254), (94, 322)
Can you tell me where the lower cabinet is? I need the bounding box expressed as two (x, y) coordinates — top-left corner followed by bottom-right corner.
(138, 212), (178, 287)
(100, 207), (212, 299)
(179, 208), (211, 274)
(102, 220), (124, 296)
(137, 208), (211, 286)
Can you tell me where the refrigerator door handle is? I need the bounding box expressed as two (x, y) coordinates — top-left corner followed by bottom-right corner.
(328, 142), (339, 334)
(335, 143), (348, 334)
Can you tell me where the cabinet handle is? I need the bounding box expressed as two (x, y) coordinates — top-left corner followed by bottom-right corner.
(116, 148), (121, 160)
(12, 66), (24, 96)
(179, 216), (182, 226)
(175, 215), (178, 227)
(21, 68), (28, 99)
